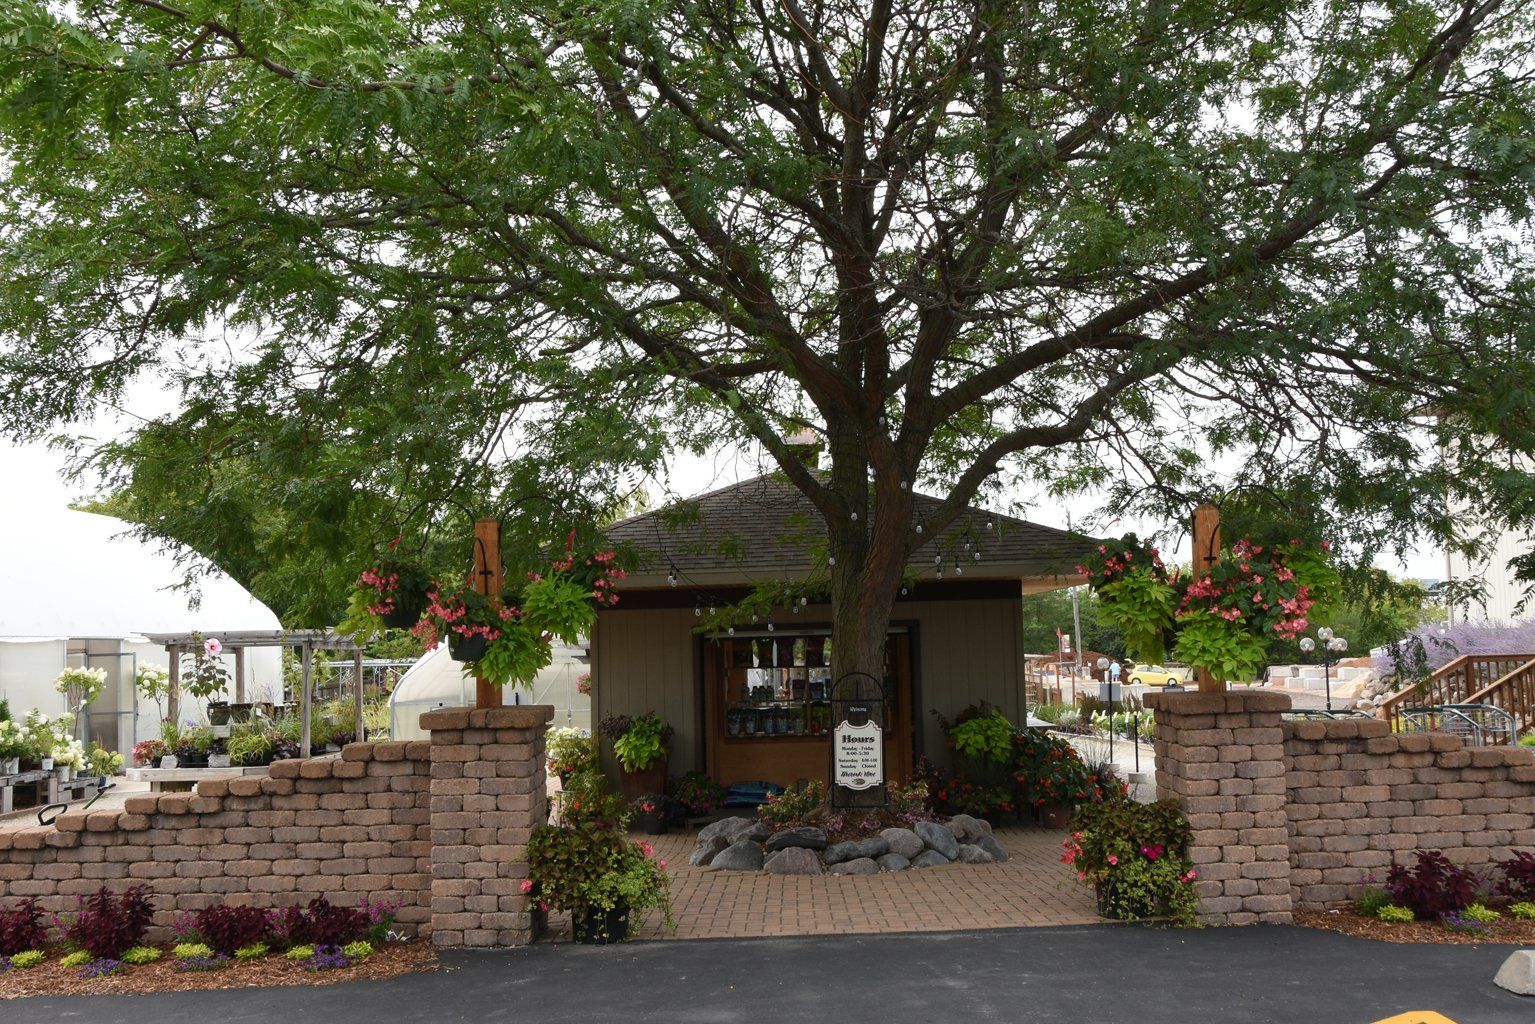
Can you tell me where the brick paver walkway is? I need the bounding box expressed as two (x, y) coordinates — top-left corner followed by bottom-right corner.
(544, 825), (1100, 942)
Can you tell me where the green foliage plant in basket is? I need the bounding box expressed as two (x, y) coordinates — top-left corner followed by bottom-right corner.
(1079, 535), (1177, 663)
(608, 713), (673, 773)
(949, 710), (1015, 765)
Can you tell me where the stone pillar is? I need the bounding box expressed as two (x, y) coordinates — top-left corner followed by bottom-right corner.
(421, 705), (551, 947)
(1143, 689), (1293, 925)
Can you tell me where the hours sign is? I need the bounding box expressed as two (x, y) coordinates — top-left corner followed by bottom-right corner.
(833, 719), (884, 791)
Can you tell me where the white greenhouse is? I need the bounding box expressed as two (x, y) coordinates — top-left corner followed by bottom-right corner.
(0, 506), (284, 754)
(389, 639), (591, 741)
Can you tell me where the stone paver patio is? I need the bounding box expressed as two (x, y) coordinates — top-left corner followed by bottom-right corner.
(545, 825), (1100, 942)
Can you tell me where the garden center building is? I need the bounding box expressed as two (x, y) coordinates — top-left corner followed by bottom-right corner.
(592, 471), (1091, 790)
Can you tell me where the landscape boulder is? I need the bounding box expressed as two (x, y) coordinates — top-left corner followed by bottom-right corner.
(876, 853), (911, 872)
(911, 849), (951, 869)
(915, 821), (960, 861)
(711, 839), (766, 871)
(971, 831), (1009, 863)
(764, 847), (824, 875)
(956, 843), (995, 864)
(880, 827), (925, 860)
(828, 857), (880, 875)
(947, 814), (992, 843)
(764, 826), (829, 853)
(1495, 950), (1535, 996)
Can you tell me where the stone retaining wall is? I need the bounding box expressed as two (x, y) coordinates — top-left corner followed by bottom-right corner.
(0, 741), (434, 940)
(1281, 716), (1535, 908)
(0, 705), (552, 948)
(1146, 690), (1535, 925)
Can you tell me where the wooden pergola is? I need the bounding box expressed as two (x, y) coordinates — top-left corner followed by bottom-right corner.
(141, 630), (365, 757)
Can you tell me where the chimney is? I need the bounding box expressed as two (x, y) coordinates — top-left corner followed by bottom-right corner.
(785, 428), (823, 468)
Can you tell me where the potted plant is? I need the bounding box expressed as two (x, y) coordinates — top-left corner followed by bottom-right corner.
(632, 795), (670, 836)
(1064, 798), (1198, 926)
(415, 578), (510, 663)
(527, 773), (672, 945)
(181, 635), (231, 705)
(667, 771), (725, 820)
(131, 739), (168, 769)
(0, 719), (26, 774)
(86, 744), (124, 778)
(602, 713), (673, 802)
(546, 726), (597, 784)
(358, 540), (433, 629)
(158, 721), (183, 769)
(54, 666), (108, 712)
(937, 704), (1016, 788)
(227, 725), (276, 767)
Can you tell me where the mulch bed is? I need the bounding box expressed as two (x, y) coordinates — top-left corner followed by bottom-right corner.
(1296, 908), (1535, 945)
(0, 940), (437, 1000)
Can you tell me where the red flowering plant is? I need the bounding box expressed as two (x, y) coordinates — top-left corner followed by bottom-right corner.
(1063, 799), (1198, 926)
(1009, 731), (1108, 809)
(933, 775), (1015, 818)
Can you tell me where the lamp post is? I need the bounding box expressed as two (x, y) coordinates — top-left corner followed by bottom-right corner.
(1299, 627), (1349, 712)
(1096, 656), (1114, 765)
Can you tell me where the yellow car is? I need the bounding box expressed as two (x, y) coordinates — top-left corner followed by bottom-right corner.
(1127, 664), (1190, 687)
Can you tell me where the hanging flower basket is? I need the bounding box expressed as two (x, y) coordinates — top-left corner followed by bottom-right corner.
(448, 632), (489, 663)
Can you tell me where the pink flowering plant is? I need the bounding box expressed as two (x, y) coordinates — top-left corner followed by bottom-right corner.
(1063, 798), (1197, 926)
(1172, 537), (1338, 684)
(1079, 534), (1179, 663)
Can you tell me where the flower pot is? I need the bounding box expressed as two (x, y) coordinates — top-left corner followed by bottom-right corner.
(1, 758), (18, 775)
(208, 754), (231, 769)
(1095, 879), (1161, 920)
(1038, 802), (1074, 829)
(573, 904), (630, 945)
(57, 765), (73, 783)
(160, 755), (178, 770)
(207, 702), (231, 727)
(149, 756), (163, 769)
(637, 812), (668, 836)
(617, 761), (667, 803)
(40, 757), (53, 772)
(448, 633), (489, 663)
(382, 589), (427, 629)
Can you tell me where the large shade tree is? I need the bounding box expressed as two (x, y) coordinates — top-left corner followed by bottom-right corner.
(2, 0), (1535, 678)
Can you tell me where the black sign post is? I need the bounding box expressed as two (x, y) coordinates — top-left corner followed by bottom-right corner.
(830, 671), (888, 809)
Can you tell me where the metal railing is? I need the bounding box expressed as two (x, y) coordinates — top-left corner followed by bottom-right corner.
(1398, 704), (1519, 746)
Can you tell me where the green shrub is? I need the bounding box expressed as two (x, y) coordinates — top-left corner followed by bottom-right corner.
(609, 713), (673, 773)
(172, 942), (214, 960)
(1462, 903), (1500, 923)
(1353, 885), (1392, 917)
(1376, 904), (1415, 923)
(234, 943), (269, 960)
(342, 941), (374, 959)
(8, 950), (44, 969)
(60, 949), (92, 968)
(121, 946), (162, 964)
(284, 944), (316, 961)
(949, 711), (1016, 765)
(1519, 730), (1535, 748)
(1509, 901), (1535, 920)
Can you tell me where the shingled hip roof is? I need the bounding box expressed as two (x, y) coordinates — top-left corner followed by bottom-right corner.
(604, 473), (1092, 587)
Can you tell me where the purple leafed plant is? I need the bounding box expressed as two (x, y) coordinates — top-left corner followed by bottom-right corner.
(1386, 851), (1479, 919)
(305, 946), (352, 972)
(0, 898), (48, 956)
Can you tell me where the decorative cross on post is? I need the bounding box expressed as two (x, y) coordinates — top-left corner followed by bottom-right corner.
(472, 518), (505, 709)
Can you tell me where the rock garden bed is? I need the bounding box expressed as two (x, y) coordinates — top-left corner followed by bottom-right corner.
(691, 814), (1009, 875)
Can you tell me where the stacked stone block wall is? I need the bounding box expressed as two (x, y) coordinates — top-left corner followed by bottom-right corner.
(420, 704), (550, 948)
(0, 741), (434, 940)
(1281, 717), (1535, 908)
(1144, 690), (1293, 925)
(1148, 689), (1535, 924)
